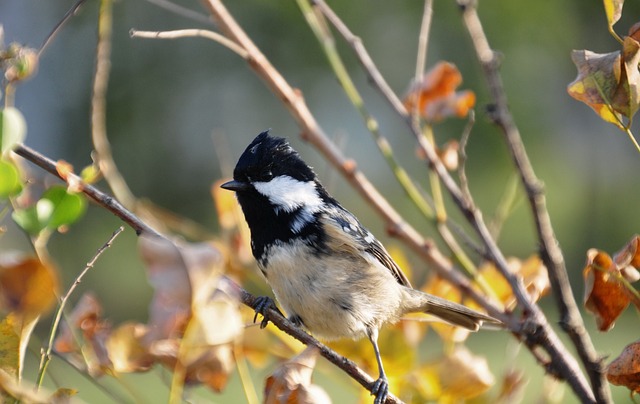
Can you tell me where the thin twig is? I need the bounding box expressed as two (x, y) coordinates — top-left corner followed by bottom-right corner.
(130, 29), (249, 59)
(457, 1), (609, 402)
(92, 0), (137, 209)
(312, 0), (596, 402)
(142, 0), (214, 26)
(39, 0), (90, 56)
(36, 226), (125, 389)
(13, 142), (403, 403)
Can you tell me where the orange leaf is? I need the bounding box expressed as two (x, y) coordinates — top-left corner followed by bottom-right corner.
(404, 62), (476, 122)
(607, 340), (640, 393)
(0, 255), (58, 317)
(583, 249), (630, 331)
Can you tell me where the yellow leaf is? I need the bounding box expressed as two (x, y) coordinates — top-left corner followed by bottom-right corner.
(0, 314), (20, 379)
(603, 0), (624, 30)
(433, 346), (494, 400)
(106, 322), (153, 373)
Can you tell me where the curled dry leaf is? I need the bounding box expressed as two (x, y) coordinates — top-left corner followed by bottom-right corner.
(613, 234), (640, 283)
(264, 346), (331, 404)
(53, 292), (112, 376)
(607, 339), (640, 393)
(433, 345), (494, 400)
(567, 37), (640, 128)
(403, 62), (475, 122)
(0, 254), (58, 317)
(583, 249), (632, 331)
(138, 235), (242, 391)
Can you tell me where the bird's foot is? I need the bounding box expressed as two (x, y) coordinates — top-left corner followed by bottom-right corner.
(252, 296), (281, 329)
(371, 376), (389, 404)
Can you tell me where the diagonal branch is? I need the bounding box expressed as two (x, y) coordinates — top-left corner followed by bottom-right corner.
(12, 143), (403, 404)
(456, 1), (610, 402)
(309, 0), (596, 402)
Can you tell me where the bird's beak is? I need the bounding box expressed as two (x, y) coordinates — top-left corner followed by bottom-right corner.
(220, 180), (251, 192)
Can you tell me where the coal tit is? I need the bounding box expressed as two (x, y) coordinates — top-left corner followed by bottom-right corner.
(221, 130), (497, 404)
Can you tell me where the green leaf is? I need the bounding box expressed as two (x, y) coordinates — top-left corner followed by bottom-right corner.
(12, 186), (87, 234)
(0, 107), (27, 156)
(0, 159), (22, 198)
(41, 186), (87, 229)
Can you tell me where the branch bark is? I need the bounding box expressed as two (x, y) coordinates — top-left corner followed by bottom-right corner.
(12, 143), (403, 404)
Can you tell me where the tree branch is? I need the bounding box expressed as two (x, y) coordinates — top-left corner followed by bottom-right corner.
(12, 143), (403, 404)
(309, 0), (596, 401)
(456, 1), (610, 402)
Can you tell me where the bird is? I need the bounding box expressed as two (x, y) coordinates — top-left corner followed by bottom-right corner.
(221, 130), (498, 404)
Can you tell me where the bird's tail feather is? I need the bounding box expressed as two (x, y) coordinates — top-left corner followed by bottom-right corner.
(402, 288), (499, 331)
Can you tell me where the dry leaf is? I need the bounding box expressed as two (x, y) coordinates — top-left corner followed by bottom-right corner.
(613, 234), (640, 283)
(607, 340), (640, 393)
(433, 346), (494, 400)
(404, 62), (476, 122)
(583, 249), (630, 331)
(0, 254), (58, 317)
(53, 293), (111, 376)
(479, 255), (549, 310)
(568, 37), (640, 128)
(264, 346), (331, 404)
(106, 322), (153, 373)
(138, 235), (242, 392)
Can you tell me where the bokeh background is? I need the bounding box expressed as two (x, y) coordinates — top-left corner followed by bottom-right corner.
(2, 0), (640, 402)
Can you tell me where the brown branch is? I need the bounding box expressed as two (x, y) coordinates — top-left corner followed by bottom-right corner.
(456, 1), (610, 402)
(198, 0), (508, 325)
(13, 143), (403, 404)
(309, 0), (596, 402)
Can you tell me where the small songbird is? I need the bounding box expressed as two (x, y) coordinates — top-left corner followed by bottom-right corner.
(221, 130), (497, 404)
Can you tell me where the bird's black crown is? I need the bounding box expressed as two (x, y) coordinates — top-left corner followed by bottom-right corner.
(233, 130), (316, 184)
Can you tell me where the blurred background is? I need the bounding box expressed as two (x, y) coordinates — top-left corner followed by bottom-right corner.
(2, 0), (640, 402)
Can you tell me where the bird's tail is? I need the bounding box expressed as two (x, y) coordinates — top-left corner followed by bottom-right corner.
(401, 288), (499, 331)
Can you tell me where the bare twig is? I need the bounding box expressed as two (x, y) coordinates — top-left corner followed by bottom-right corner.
(457, 1), (609, 402)
(311, 0), (596, 401)
(13, 143), (403, 403)
(39, 0), (90, 56)
(130, 29), (249, 58)
(92, 0), (136, 209)
(36, 226), (125, 388)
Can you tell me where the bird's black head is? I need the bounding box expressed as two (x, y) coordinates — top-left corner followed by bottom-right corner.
(220, 130), (329, 264)
(232, 130), (316, 185)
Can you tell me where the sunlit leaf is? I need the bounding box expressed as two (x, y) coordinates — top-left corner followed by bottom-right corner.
(431, 346), (494, 400)
(403, 62), (475, 122)
(12, 185), (87, 234)
(0, 159), (22, 198)
(106, 322), (153, 373)
(0, 107), (26, 156)
(138, 235), (241, 392)
(41, 186), (87, 229)
(607, 339), (640, 393)
(568, 38), (640, 129)
(603, 0), (624, 31)
(0, 314), (20, 379)
(0, 255), (58, 316)
(583, 249), (629, 331)
(612, 234), (640, 283)
(264, 346), (331, 404)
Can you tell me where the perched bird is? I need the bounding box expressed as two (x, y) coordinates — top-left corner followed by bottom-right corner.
(221, 130), (497, 404)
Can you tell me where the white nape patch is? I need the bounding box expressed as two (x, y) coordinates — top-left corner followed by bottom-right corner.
(364, 232), (375, 244)
(253, 176), (323, 233)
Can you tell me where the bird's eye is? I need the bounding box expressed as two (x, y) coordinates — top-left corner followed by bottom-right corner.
(261, 171), (274, 181)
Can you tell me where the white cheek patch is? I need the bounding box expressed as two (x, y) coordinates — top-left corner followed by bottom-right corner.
(253, 176), (324, 233)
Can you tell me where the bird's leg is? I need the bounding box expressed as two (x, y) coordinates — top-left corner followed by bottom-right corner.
(252, 296), (283, 329)
(368, 328), (389, 404)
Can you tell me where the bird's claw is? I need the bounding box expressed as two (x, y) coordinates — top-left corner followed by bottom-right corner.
(371, 377), (389, 404)
(253, 296), (281, 329)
